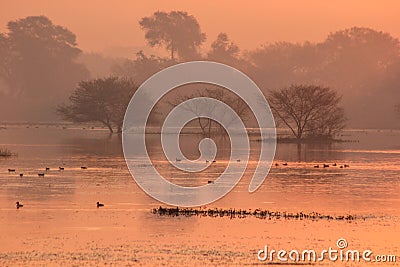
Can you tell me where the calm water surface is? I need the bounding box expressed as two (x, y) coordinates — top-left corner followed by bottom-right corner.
(0, 125), (399, 266)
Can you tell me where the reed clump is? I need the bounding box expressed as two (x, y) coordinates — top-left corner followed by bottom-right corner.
(0, 148), (13, 157)
(152, 206), (362, 221)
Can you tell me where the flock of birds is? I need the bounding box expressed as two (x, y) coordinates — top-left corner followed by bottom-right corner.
(15, 201), (105, 209)
(153, 206), (358, 221)
(7, 166), (104, 209)
(175, 158), (350, 169)
(189, 160), (351, 184)
(7, 166), (87, 178)
(275, 162), (350, 168)
(8, 160), (351, 210)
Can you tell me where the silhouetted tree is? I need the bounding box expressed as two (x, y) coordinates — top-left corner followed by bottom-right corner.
(0, 33), (17, 93)
(112, 51), (176, 84)
(78, 52), (123, 78)
(3, 16), (88, 97)
(246, 27), (400, 129)
(170, 87), (250, 137)
(57, 77), (137, 133)
(139, 11), (206, 60)
(0, 16), (89, 120)
(247, 41), (324, 90)
(207, 33), (241, 66)
(268, 85), (346, 140)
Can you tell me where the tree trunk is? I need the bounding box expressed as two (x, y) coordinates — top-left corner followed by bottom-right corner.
(117, 124), (122, 134)
(171, 41), (175, 60)
(104, 122), (114, 133)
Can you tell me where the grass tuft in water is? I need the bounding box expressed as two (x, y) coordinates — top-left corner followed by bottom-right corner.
(0, 148), (13, 157)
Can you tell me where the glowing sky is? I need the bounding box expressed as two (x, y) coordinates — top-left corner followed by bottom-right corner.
(1, 0), (399, 55)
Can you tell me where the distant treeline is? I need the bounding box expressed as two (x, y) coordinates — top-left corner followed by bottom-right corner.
(1, 12), (400, 129)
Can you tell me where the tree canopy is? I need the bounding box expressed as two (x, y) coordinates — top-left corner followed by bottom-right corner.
(139, 11), (206, 60)
(112, 51), (176, 84)
(57, 77), (137, 133)
(0, 16), (88, 120)
(268, 85), (346, 140)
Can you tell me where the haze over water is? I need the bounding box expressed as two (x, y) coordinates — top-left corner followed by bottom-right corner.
(0, 125), (399, 265)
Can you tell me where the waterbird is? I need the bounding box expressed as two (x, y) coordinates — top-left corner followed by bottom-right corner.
(344, 164), (350, 168)
(340, 166), (343, 168)
(236, 159), (241, 162)
(314, 165), (319, 168)
(59, 167), (64, 171)
(332, 163), (337, 166)
(282, 163), (288, 166)
(176, 158), (182, 162)
(16, 201), (23, 209)
(19, 173), (23, 177)
(45, 167), (50, 171)
(80, 166), (87, 169)
(96, 202), (104, 208)
(38, 173), (45, 177)
(8, 169), (16, 173)
(212, 160), (216, 163)
(323, 164), (329, 168)
(275, 163), (279, 167)
(207, 180), (214, 184)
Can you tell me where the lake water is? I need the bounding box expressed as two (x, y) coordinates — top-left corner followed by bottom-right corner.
(0, 125), (399, 266)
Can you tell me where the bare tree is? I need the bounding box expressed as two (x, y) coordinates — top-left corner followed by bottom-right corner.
(57, 77), (137, 133)
(268, 85), (346, 140)
(170, 87), (250, 137)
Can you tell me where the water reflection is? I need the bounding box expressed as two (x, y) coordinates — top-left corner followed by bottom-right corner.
(0, 126), (399, 215)
(0, 126), (399, 266)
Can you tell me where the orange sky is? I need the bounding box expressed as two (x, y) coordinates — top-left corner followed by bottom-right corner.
(1, 0), (399, 57)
